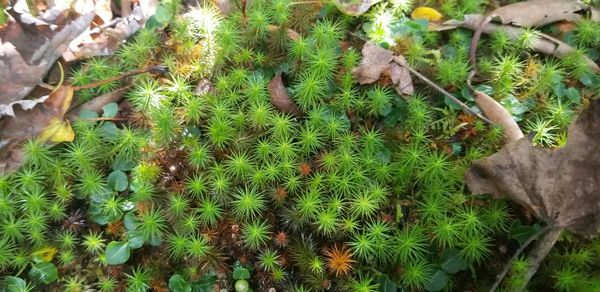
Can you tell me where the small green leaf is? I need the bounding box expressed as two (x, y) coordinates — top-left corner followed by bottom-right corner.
(169, 274), (192, 292)
(124, 211), (139, 231)
(127, 230), (145, 249)
(234, 279), (250, 292)
(101, 122), (119, 139)
(565, 87), (581, 104)
(79, 109), (99, 119)
(424, 269), (449, 291)
(28, 262), (58, 284)
(105, 241), (130, 265)
(3, 276), (28, 291)
(377, 274), (397, 292)
(113, 158), (135, 171)
(440, 248), (468, 274)
(233, 267), (250, 280)
(190, 273), (217, 292)
(102, 103), (119, 118)
(509, 221), (541, 245)
(154, 5), (174, 24)
(107, 170), (128, 192)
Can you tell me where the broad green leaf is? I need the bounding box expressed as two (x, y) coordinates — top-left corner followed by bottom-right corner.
(154, 5), (174, 24)
(169, 274), (192, 292)
(124, 211), (139, 231)
(424, 269), (449, 291)
(2, 276), (28, 292)
(377, 274), (397, 292)
(79, 109), (99, 119)
(102, 103), (118, 118)
(108, 170), (128, 192)
(440, 248), (468, 274)
(28, 262), (58, 284)
(509, 221), (541, 245)
(113, 158), (135, 171)
(127, 230), (145, 249)
(105, 241), (130, 265)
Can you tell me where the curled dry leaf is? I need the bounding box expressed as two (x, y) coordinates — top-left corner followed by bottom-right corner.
(490, 0), (587, 27)
(0, 0), (95, 115)
(63, 1), (159, 61)
(268, 75), (303, 117)
(441, 14), (600, 73)
(465, 99), (600, 237)
(473, 91), (523, 143)
(352, 42), (414, 96)
(0, 86), (75, 174)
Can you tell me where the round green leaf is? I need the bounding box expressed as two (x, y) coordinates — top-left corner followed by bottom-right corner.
(105, 241), (130, 265)
(28, 262), (58, 284)
(102, 103), (119, 118)
(107, 170), (128, 192)
(234, 279), (249, 292)
(169, 274), (192, 292)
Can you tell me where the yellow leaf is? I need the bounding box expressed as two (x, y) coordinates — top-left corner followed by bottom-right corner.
(32, 246), (58, 262)
(38, 118), (75, 143)
(411, 7), (443, 22)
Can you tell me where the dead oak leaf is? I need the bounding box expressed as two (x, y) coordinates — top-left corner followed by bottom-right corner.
(440, 14), (600, 73)
(490, 0), (588, 27)
(465, 99), (600, 237)
(0, 0), (95, 114)
(0, 86), (75, 174)
(352, 42), (414, 96)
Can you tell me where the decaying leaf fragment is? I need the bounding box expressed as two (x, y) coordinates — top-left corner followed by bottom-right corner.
(352, 42), (414, 96)
(0, 86), (75, 174)
(0, 0), (95, 115)
(269, 75), (303, 117)
(490, 0), (588, 27)
(440, 14), (600, 73)
(332, 0), (382, 16)
(465, 100), (600, 237)
(473, 91), (523, 143)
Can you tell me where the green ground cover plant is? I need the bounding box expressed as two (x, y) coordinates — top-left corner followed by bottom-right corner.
(1, 0), (600, 291)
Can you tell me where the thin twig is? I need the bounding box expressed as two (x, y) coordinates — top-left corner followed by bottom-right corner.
(489, 224), (553, 292)
(467, 15), (493, 92)
(517, 227), (564, 292)
(402, 64), (492, 124)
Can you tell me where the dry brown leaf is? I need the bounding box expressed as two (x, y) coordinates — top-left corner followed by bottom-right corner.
(63, 1), (158, 61)
(465, 100), (600, 237)
(390, 56), (414, 96)
(0, 1), (95, 115)
(441, 14), (600, 73)
(332, 0), (382, 16)
(490, 0), (587, 27)
(0, 86), (75, 174)
(352, 42), (414, 96)
(352, 42), (394, 84)
(268, 75), (303, 117)
(473, 91), (523, 143)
